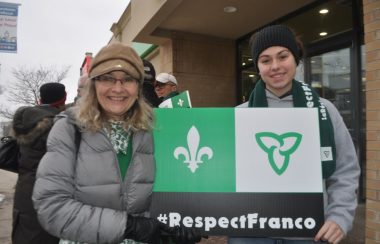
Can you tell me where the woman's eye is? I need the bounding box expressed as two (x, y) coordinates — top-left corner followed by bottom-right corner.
(125, 77), (134, 82)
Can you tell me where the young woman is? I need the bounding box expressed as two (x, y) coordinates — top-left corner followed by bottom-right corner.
(229, 25), (360, 244)
(33, 43), (201, 244)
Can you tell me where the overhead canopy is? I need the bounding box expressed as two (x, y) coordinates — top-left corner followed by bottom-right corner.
(117, 0), (317, 44)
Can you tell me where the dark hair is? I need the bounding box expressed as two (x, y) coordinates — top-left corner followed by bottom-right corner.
(250, 24), (304, 72)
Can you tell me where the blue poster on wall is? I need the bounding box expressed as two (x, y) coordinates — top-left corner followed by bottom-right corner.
(0, 2), (20, 53)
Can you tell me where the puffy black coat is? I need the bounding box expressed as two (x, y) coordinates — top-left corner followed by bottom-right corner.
(11, 106), (60, 244)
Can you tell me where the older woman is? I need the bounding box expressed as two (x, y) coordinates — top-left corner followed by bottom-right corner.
(229, 25), (360, 244)
(33, 43), (201, 244)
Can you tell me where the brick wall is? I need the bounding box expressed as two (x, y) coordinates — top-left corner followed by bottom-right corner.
(364, 0), (380, 242)
(171, 31), (236, 107)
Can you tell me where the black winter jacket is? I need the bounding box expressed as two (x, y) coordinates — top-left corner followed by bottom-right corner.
(11, 105), (60, 244)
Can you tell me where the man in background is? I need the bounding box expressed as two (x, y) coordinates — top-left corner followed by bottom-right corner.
(154, 72), (179, 102)
(74, 73), (89, 103)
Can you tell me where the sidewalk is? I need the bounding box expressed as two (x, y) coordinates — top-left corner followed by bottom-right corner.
(0, 169), (364, 244)
(0, 169), (17, 244)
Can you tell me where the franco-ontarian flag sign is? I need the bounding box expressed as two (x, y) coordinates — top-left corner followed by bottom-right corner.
(158, 90), (192, 108)
(151, 108), (324, 237)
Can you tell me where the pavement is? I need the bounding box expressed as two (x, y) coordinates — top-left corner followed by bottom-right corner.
(0, 169), (17, 244)
(0, 169), (364, 244)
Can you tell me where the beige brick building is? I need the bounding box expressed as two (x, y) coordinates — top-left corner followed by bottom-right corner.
(364, 0), (380, 242)
(108, 0), (379, 242)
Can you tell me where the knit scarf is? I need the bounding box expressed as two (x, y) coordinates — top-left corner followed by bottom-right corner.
(105, 122), (131, 155)
(248, 79), (336, 178)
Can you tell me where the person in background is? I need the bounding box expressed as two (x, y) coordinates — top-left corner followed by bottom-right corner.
(229, 25), (360, 244)
(73, 73), (89, 104)
(142, 60), (161, 107)
(11, 82), (66, 244)
(77, 73), (89, 98)
(32, 42), (202, 244)
(154, 72), (179, 102)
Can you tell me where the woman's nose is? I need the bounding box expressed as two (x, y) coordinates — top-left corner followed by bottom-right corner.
(112, 80), (124, 91)
(271, 59), (280, 70)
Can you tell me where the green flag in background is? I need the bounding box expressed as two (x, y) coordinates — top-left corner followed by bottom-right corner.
(159, 90), (192, 108)
(153, 108), (236, 192)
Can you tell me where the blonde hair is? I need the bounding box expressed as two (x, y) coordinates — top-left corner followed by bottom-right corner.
(75, 79), (154, 132)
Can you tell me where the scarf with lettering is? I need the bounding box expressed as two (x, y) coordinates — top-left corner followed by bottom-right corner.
(248, 79), (336, 178)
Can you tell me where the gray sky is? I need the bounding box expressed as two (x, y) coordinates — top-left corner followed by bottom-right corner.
(0, 0), (129, 119)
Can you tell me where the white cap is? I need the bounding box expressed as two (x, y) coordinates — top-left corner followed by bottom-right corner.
(156, 72), (177, 85)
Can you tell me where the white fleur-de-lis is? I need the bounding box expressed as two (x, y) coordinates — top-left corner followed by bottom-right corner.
(177, 99), (184, 107)
(174, 126), (213, 173)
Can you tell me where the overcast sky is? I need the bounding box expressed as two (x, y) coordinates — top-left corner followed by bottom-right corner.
(0, 0), (129, 120)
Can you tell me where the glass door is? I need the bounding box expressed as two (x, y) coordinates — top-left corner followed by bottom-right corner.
(310, 48), (353, 134)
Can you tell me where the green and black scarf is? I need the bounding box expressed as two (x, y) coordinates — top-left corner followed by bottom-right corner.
(248, 79), (336, 178)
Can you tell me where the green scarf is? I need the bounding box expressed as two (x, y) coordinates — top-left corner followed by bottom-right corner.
(105, 122), (132, 180)
(248, 79), (336, 178)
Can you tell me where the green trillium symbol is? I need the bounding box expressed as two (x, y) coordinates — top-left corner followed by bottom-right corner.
(255, 132), (302, 175)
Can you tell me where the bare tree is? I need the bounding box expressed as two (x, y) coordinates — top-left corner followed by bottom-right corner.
(7, 66), (70, 105)
(0, 65), (70, 119)
(0, 106), (15, 120)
